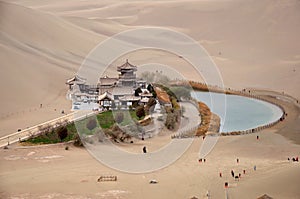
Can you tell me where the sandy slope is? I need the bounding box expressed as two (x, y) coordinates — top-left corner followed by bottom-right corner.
(0, 1), (300, 198)
(0, 125), (299, 198)
(0, 1), (104, 136)
(12, 0), (300, 96)
(1, 0), (299, 136)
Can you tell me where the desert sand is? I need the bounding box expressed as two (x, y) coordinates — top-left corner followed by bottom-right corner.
(0, 0), (300, 198)
(1, 96), (300, 198)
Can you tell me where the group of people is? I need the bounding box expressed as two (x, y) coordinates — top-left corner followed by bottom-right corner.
(219, 158), (257, 181)
(288, 156), (299, 162)
(228, 169), (247, 181)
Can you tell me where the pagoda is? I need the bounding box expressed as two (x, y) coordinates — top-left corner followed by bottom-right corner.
(117, 59), (137, 87)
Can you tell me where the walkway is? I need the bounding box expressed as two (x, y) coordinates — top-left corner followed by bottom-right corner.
(0, 111), (97, 148)
(84, 101), (201, 173)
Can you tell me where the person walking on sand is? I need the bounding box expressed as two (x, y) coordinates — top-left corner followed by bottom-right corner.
(143, 146), (147, 153)
(231, 170), (234, 177)
(236, 158), (239, 163)
(254, 165), (256, 171)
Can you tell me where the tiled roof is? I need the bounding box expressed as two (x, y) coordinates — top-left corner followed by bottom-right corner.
(99, 76), (118, 86)
(117, 59), (137, 71)
(66, 75), (86, 85)
(98, 91), (113, 101)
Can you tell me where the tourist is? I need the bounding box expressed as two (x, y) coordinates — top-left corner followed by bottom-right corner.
(243, 169), (246, 174)
(291, 157), (298, 162)
(143, 146), (147, 153)
(231, 170), (234, 177)
(236, 158), (239, 163)
(219, 172), (222, 177)
(254, 165), (256, 171)
(256, 135), (259, 140)
(203, 158), (206, 163)
(199, 158), (202, 163)
(225, 182), (228, 188)
(206, 190), (210, 197)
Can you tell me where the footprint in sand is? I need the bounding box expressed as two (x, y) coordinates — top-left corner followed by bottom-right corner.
(27, 151), (36, 156)
(4, 155), (21, 161)
(34, 155), (63, 162)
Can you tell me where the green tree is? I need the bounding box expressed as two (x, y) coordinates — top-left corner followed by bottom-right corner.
(147, 84), (157, 98)
(136, 105), (145, 119)
(165, 112), (177, 130)
(57, 126), (68, 140)
(147, 84), (154, 93)
(135, 87), (143, 96)
(146, 97), (157, 113)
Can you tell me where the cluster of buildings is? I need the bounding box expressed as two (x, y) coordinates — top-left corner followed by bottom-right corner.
(66, 60), (153, 110)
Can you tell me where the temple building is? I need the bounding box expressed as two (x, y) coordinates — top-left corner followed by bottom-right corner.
(66, 75), (86, 91)
(66, 60), (152, 110)
(98, 75), (118, 94)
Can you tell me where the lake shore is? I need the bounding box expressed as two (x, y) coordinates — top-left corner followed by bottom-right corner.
(0, 90), (299, 199)
(1, 0), (299, 198)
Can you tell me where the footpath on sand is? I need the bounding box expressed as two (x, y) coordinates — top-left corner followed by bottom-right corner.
(0, 111), (97, 148)
(85, 101), (201, 173)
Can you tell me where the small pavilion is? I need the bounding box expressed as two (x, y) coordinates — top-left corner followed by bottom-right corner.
(66, 75), (86, 91)
(98, 91), (114, 108)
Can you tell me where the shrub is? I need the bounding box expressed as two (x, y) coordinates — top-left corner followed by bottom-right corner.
(146, 97), (157, 113)
(73, 134), (83, 147)
(165, 112), (177, 130)
(136, 105), (145, 119)
(129, 105), (133, 111)
(57, 126), (68, 140)
(147, 84), (154, 93)
(132, 101), (139, 108)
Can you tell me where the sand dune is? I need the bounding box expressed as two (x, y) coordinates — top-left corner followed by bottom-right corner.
(0, 1), (105, 135)
(0, 1), (299, 197)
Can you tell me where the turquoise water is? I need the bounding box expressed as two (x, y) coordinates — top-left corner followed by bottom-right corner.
(192, 91), (283, 132)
